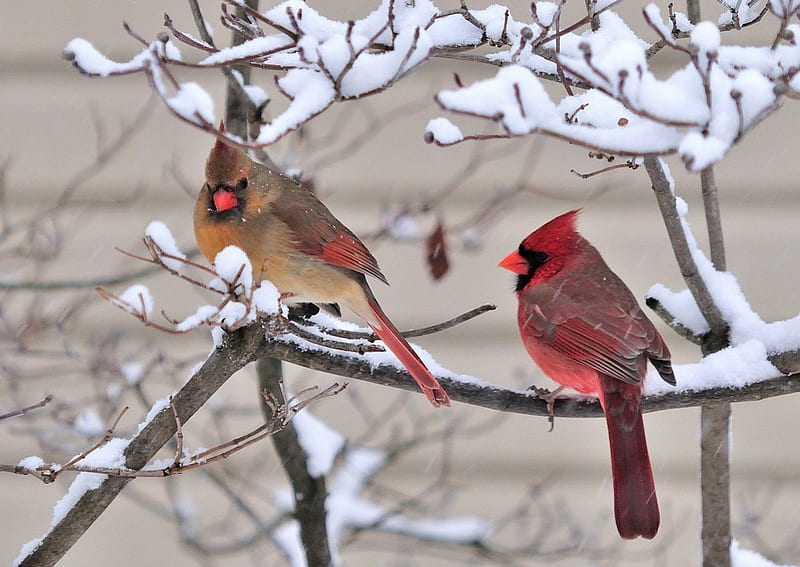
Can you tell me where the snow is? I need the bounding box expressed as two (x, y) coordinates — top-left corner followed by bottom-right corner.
(120, 360), (145, 385)
(425, 117), (463, 145)
(73, 408), (105, 437)
(70, 437), (129, 470)
(166, 82), (215, 126)
(273, 521), (306, 567)
(51, 472), (107, 526)
(256, 69), (336, 145)
(117, 284), (153, 319)
(769, 0), (800, 18)
(17, 456), (45, 471)
(176, 305), (219, 332)
(380, 208), (420, 241)
(292, 410), (346, 477)
(731, 539), (793, 566)
(145, 221), (186, 273)
(199, 36), (292, 66)
(427, 13), (483, 47)
(13, 538), (43, 567)
(648, 284), (709, 335)
(471, 5), (512, 43)
(253, 281), (281, 315)
(381, 514), (490, 543)
(213, 246), (253, 295)
(338, 26), (433, 97)
(137, 396), (171, 434)
(679, 132), (729, 172)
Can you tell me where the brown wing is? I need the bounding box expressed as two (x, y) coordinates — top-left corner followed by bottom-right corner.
(270, 178), (388, 284)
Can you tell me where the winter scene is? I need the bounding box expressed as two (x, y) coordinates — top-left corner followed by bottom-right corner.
(2, 0), (799, 565)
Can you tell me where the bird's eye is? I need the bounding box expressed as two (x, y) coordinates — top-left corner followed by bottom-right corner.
(237, 178), (248, 189)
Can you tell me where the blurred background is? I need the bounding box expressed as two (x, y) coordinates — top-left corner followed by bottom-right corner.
(2, 0), (799, 565)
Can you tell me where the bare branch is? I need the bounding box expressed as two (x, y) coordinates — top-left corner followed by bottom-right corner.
(0, 395), (54, 421)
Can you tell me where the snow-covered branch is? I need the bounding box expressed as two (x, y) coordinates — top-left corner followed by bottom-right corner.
(62, 0), (798, 168)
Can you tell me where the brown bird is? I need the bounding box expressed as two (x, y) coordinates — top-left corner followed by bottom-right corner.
(194, 137), (450, 407)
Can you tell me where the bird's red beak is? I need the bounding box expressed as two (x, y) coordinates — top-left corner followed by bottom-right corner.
(499, 250), (528, 275)
(213, 188), (238, 211)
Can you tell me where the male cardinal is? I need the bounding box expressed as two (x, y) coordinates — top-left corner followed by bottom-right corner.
(194, 137), (449, 407)
(499, 210), (674, 539)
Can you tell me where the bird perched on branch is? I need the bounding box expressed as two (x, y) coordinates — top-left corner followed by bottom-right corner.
(499, 210), (674, 539)
(193, 135), (449, 408)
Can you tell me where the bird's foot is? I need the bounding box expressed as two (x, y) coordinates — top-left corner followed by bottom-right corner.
(527, 385), (565, 432)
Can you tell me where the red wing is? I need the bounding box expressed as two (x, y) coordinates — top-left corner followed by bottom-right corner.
(519, 280), (659, 385)
(270, 184), (388, 284)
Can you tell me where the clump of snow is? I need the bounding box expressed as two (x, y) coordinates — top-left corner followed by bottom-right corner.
(136, 396), (171, 434)
(117, 285), (153, 319)
(13, 538), (43, 567)
(17, 456), (45, 471)
(380, 208), (420, 241)
(679, 132), (728, 172)
(73, 408), (106, 437)
(213, 246), (253, 295)
(272, 521), (305, 567)
(731, 539), (793, 567)
(70, 437), (129, 470)
(382, 514), (490, 543)
(120, 360), (145, 385)
(769, 0), (800, 17)
(253, 280), (281, 315)
(176, 305), (219, 332)
(167, 82), (215, 125)
(51, 472), (108, 526)
(145, 221), (186, 273)
(425, 117), (463, 145)
(199, 36), (292, 66)
(648, 284), (709, 336)
(646, 340), (778, 395)
(256, 69), (336, 144)
(217, 301), (250, 328)
(292, 410), (346, 477)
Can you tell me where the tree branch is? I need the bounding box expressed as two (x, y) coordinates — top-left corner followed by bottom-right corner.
(643, 157), (729, 351)
(258, 358), (333, 566)
(16, 323), (266, 567)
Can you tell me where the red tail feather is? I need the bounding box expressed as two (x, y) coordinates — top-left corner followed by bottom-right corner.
(600, 376), (659, 539)
(364, 295), (450, 408)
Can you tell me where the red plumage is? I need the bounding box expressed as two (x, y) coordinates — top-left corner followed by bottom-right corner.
(499, 210), (674, 539)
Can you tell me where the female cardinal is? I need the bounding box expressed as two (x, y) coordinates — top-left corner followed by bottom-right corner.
(194, 138), (449, 408)
(499, 210), (674, 539)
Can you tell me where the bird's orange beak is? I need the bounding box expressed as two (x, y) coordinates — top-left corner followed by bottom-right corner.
(499, 250), (528, 275)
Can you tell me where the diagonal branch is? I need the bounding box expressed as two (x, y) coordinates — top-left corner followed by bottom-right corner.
(643, 157), (729, 350)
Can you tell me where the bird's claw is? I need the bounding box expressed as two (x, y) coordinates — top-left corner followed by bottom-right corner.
(527, 384), (562, 432)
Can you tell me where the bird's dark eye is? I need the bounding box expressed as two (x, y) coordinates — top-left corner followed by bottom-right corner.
(237, 177), (248, 189)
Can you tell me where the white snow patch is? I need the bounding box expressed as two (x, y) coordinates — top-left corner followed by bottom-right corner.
(118, 285), (153, 318)
(120, 360), (145, 385)
(17, 456), (45, 471)
(167, 82), (215, 125)
(292, 410), (346, 477)
(731, 539), (793, 566)
(425, 117), (464, 145)
(73, 408), (106, 437)
(213, 246), (253, 295)
(145, 221), (186, 273)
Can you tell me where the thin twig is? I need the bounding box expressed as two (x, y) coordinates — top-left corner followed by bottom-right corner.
(0, 395), (54, 421)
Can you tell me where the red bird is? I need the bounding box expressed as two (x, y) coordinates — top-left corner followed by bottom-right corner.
(499, 210), (674, 539)
(194, 138), (449, 407)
